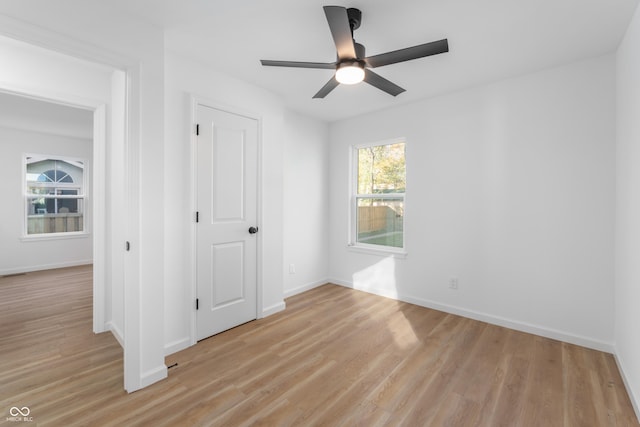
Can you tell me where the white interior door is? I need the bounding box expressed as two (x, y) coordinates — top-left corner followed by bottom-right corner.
(196, 104), (258, 341)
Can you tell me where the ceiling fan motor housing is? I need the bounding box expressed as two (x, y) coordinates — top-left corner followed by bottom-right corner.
(347, 8), (362, 31)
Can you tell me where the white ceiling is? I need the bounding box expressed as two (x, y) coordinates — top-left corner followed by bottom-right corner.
(109, 0), (639, 122)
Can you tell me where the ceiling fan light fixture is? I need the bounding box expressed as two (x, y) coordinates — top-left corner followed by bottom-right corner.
(335, 61), (365, 85)
(259, 6), (449, 98)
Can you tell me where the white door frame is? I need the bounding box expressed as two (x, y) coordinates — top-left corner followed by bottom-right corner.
(189, 95), (264, 346)
(0, 16), (143, 391)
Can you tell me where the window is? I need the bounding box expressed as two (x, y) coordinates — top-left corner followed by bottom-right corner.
(25, 156), (86, 236)
(351, 140), (406, 252)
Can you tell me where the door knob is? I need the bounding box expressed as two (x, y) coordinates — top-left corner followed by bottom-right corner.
(248, 226), (259, 234)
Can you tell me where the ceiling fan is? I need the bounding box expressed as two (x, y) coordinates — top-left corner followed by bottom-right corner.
(260, 6), (449, 99)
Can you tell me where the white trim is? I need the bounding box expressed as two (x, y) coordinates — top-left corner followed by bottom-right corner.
(140, 365), (168, 389)
(189, 95), (198, 347)
(284, 279), (329, 298)
(353, 137), (407, 150)
(331, 277), (615, 353)
(0, 84), (106, 114)
(189, 95), (264, 345)
(165, 337), (191, 356)
(346, 244), (408, 258)
(0, 259), (92, 276)
(123, 64), (143, 393)
(107, 320), (124, 348)
(256, 112), (265, 323)
(0, 14), (132, 70)
(261, 301), (286, 318)
(20, 232), (90, 242)
(92, 105), (107, 333)
(613, 352), (640, 423)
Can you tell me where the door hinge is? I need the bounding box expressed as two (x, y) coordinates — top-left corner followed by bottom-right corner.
(196, 211), (199, 223)
(196, 298), (199, 310)
(196, 124), (199, 136)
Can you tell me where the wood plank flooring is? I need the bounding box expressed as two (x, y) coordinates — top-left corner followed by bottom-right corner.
(1, 265), (638, 426)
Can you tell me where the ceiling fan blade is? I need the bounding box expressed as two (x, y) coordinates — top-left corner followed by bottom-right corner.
(365, 39), (449, 68)
(313, 76), (340, 99)
(260, 60), (336, 69)
(363, 69), (405, 97)
(323, 6), (357, 60)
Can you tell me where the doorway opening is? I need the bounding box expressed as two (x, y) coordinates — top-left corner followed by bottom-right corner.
(0, 33), (130, 387)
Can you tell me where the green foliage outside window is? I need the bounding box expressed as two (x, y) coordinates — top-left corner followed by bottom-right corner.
(357, 142), (406, 194)
(355, 142), (406, 249)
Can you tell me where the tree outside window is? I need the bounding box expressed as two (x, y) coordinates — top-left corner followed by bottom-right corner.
(353, 141), (406, 250)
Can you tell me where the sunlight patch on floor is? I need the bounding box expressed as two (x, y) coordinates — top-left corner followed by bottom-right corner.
(351, 256), (418, 349)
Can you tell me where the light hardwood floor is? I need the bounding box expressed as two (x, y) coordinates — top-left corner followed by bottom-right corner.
(1, 265), (638, 426)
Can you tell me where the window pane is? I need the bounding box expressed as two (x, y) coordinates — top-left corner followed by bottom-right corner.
(48, 197), (79, 214)
(26, 159), (83, 184)
(357, 198), (404, 248)
(27, 186), (49, 195)
(357, 142), (406, 194)
(27, 186), (79, 196)
(27, 199), (84, 234)
(27, 197), (48, 215)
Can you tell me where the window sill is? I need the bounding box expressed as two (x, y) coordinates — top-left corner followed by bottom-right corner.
(21, 232), (90, 242)
(347, 244), (408, 259)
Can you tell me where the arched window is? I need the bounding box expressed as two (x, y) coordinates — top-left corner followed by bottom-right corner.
(25, 156), (86, 235)
(38, 168), (74, 183)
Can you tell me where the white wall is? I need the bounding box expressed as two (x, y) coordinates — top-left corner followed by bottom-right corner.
(0, 127), (92, 273)
(283, 110), (330, 297)
(329, 54), (616, 351)
(615, 3), (640, 419)
(164, 51), (288, 353)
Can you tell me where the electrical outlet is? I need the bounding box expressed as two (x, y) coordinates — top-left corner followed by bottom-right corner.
(289, 264), (296, 274)
(449, 277), (458, 290)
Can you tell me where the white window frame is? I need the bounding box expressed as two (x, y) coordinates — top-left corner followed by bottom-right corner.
(349, 138), (407, 257)
(22, 154), (89, 240)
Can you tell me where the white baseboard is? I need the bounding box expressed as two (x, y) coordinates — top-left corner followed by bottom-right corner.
(0, 259), (93, 276)
(165, 337), (191, 356)
(614, 352), (640, 423)
(106, 321), (124, 349)
(330, 278), (615, 354)
(284, 279), (329, 298)
(173, 302), (288, 357)
(261, 301), (286, 318)
(139, 365), (168, 389)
